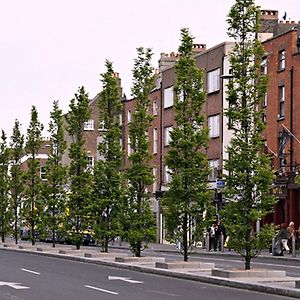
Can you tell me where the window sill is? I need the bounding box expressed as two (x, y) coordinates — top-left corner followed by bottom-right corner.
(277, 116), (285, 121)
(277, 68), (285, 73)
(207, 90), (220, 95)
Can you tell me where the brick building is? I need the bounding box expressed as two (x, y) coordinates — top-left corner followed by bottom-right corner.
(262, 23), (300, 227)
(57, 8), (300, 241)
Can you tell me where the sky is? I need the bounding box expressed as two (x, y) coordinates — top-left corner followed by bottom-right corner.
(0, 0), (299, 138)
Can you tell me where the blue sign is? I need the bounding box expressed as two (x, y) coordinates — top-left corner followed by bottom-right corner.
(216, 180), (225, 188)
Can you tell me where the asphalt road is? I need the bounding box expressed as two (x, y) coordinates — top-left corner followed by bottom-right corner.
(0, 250), (297, 300)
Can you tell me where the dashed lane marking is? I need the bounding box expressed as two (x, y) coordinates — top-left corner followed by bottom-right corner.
(21, 268), (40, 275)
(84, 285), (119, 295)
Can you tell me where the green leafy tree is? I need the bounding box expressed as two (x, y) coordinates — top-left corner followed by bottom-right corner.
(0, 130), (11, 242)
(42, 101), (68, 247)
(23, 106), (44, 245)
(66, 86), (92, 250)
(10, 120), (25, 244)
(162, 28), (211, 262)
(222, 0), (276, 270)
(92, 61), (123, 252)
(123, 47), (156, 257)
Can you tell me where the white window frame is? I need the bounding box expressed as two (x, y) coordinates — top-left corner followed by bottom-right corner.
(164, 126), (173, 146)
(164, 165), (172, 184)
(207, 68), (220, 93)
(99, 120), (107, 131)
(208, 114), (220, 138)
(261, 57), (267, 75)
(279, 85), (285, 118)
(40, 166), (46, 180)
(164, 86), (174, 108)
(127, 110), (131, 123)
(86, 156), (94, 173)
(152, 167), (157, 193)
(127, 136), (132, 155)
(153, 128), (158, 154)
(262, 93), (267, 123)
(84, 120), (94, 131)
(278, 50), (286, 70)
(208, 159), (219, 181)
(153, 100), (158, 116)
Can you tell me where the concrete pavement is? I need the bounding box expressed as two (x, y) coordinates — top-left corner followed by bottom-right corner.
(1, 240), (300, 298)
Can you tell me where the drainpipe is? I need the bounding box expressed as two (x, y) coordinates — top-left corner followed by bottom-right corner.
(290, 66), (294, 172)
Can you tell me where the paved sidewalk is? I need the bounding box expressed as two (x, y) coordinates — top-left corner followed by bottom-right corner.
(1, 240), (300, 299)
(111, 240), (300, 261)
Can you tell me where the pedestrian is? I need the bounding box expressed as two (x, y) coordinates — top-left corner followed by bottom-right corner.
(208, 223), (217, 251)
(277, 223), (289, 253)
(287, 221), (295, 253)
(215, 221), (226, 251)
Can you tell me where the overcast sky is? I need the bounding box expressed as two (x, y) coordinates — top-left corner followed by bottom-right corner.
(0, 0), (299, 137)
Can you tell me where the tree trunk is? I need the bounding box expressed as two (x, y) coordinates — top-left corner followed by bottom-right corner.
(104, 236), (108, 253)
(183, 212), (188, 262)
(14, 212), (18, 244)
(245, 255), (251, 270)
(52, 230), (55, 248)
(136, 241), (141, 257)
(31, 221), (35, 246)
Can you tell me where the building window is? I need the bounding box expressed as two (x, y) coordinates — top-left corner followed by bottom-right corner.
(84, 120), (94, 131)
(164, 86), (174, 108)
(208, 159), (219, 181)
(127, 136), (132, 155)
(261, 57), (267, 75)
(208, 115), (220, 138)
(153, 128), (158, 154)
(164, 165), (172, 184)
(262, 94), (267, 123)
(278, 50), (286, 71)
(119, 113), (122, 126)
(127, 110), (131, 123)
(153, 100), (158, 116)
(40, 166), (46, 180)
(152, 167), (157, 193)
(279, 85), (285, 118)
(164, 126), (173, 146)
(207, 68), (220, 93)
(99, 120), (107, 131)
(87, 156), (94, 171)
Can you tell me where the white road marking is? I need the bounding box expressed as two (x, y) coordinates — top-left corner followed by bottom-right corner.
(84, 285), (119, 295)
(108, 276), (143, 284)
(21, 268), (40, 275)
(0, 281), (30, 290)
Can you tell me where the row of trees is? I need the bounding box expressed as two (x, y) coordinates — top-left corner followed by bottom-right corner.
(0, 47), (157, 256)
(0, 0), (276, 269)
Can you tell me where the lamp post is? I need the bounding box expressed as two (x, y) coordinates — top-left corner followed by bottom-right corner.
(155, 185), (168, 244)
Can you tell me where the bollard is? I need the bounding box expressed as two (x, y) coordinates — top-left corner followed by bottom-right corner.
(220, 233), (224, 252)
(272, 237), (275, 256)
(292, 235), (296, 257)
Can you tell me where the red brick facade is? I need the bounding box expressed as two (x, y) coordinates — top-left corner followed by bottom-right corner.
(263, 28), (300, 227)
